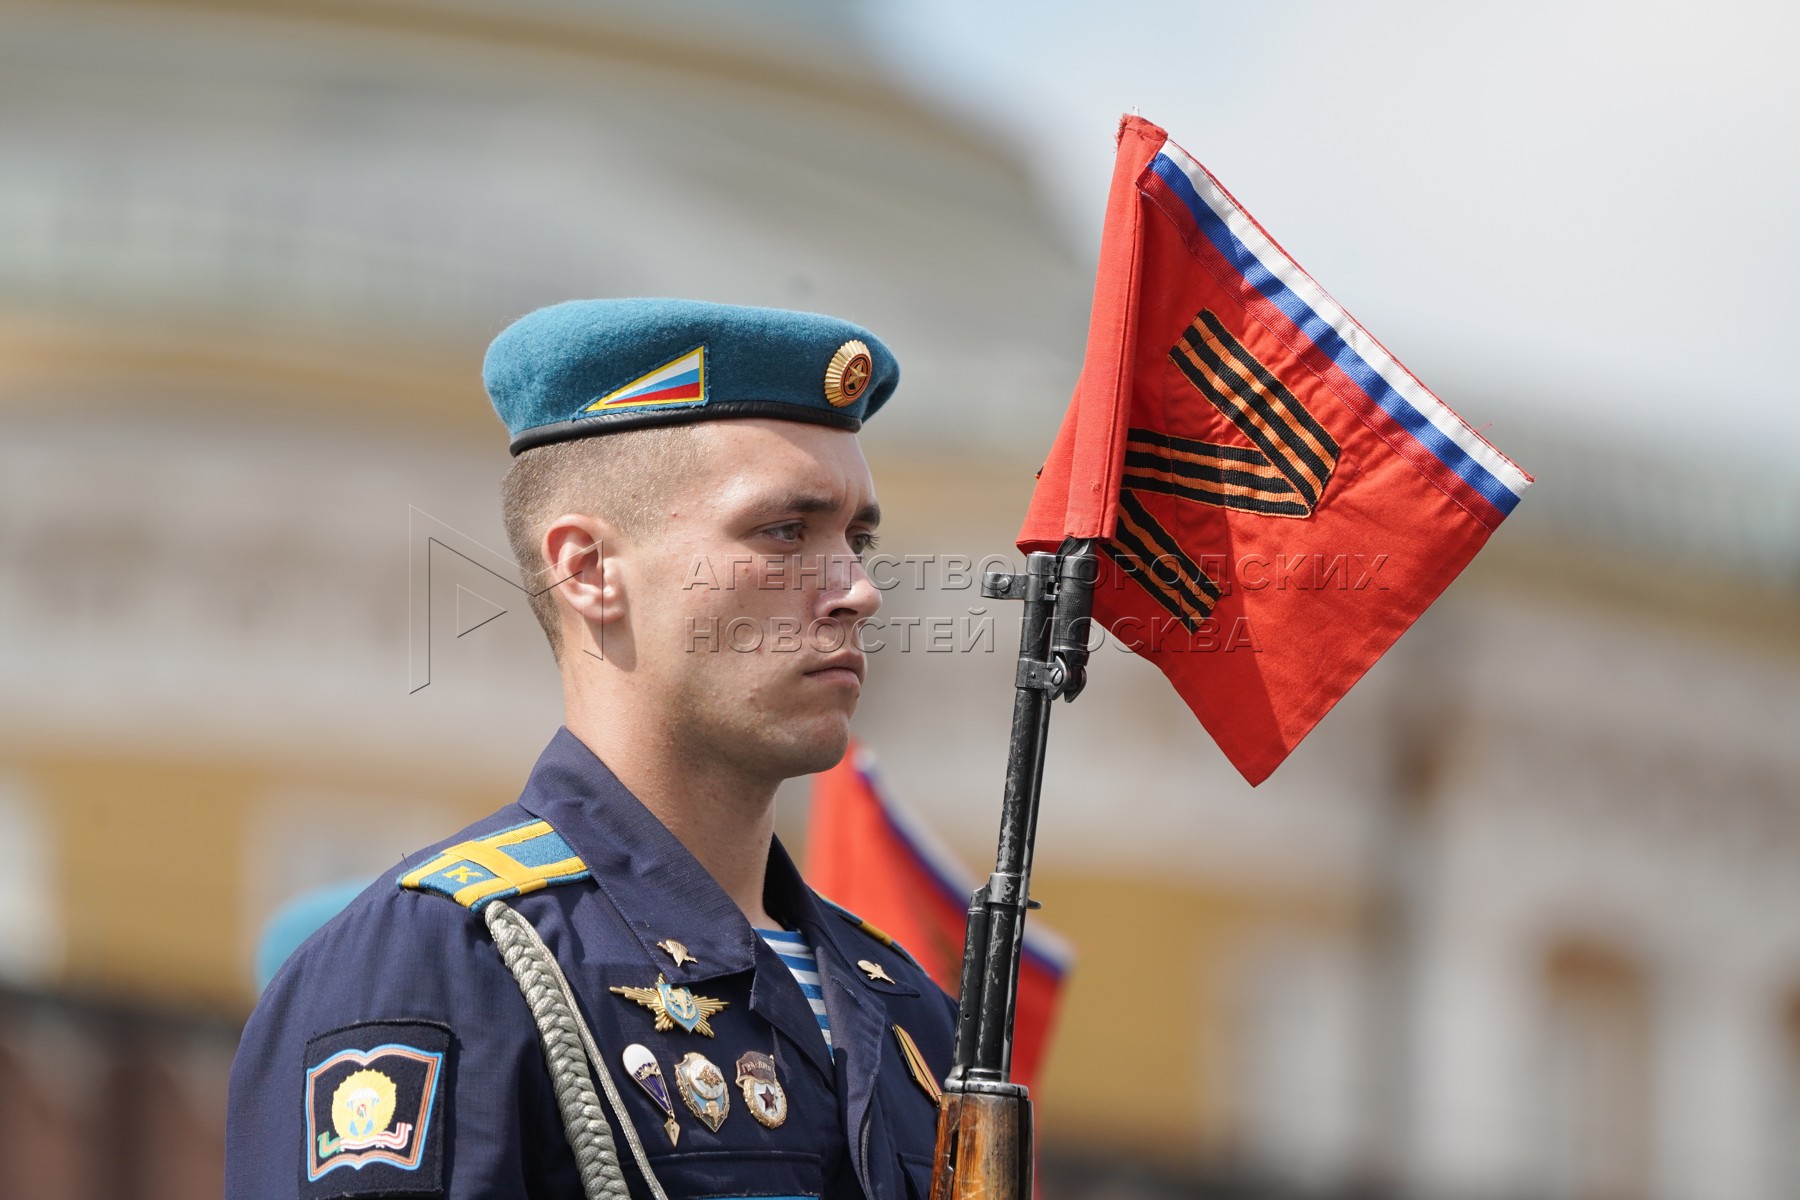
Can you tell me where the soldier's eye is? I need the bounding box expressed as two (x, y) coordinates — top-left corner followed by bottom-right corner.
(762, 522), (804, 545)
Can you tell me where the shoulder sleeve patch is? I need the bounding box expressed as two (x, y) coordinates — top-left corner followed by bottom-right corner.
(303, 1020), (451, 1197)
(826, 900), (924, 970)
(397, 819), (589, 911)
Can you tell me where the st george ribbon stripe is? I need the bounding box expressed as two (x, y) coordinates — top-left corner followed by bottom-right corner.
(1148, 145), (1523, 515)
(1151, 308), (1338, 520)
(1191, 309), (1338, 497)
(1118, 490), (1218, 601)
(1105, 489), (1221, 632)
(1102, 534), (1211, 633)
(1125, 426), (1312, 517)
(1168, 339), (1314, 500)
(1173, 318), (1332, 496)
(1170, 325), (1335, 507)
(1145, 143), (1529, 519)
(1117, 297), (1349, 624)
(1122, 447), (1295, 496)
(1129, 427), (1270, 467)
(1124, 468), (1312, 518)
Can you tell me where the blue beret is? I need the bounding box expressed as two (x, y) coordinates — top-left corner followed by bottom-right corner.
(484, 298), (900, 454)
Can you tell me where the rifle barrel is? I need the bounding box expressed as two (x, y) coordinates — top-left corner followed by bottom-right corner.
(949, 539), (1096, 1085)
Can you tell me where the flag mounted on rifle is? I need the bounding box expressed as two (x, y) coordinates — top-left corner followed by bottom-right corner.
(1020, 116), (1531, 785)
(804, 742), (1072, 1093)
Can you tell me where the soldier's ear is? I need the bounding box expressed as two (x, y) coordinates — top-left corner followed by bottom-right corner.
(541, 514), (628, 632)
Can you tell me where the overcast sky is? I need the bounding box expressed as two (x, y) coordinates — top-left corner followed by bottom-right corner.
(866, 1), (1800, 474)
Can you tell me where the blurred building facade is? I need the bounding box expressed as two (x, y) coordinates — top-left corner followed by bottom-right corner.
(2, 3), (1799, 1200)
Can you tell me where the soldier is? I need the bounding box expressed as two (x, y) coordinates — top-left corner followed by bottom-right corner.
(227, 299), (956, 1200)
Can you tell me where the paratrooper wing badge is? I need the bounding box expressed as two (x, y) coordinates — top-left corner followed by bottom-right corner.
(610, 974), (728, 1037)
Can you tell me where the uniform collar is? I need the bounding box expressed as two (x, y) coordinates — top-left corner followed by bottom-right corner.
(516, 728), (909, 1150)
(515, 726), (762, 982)
(513, 730), (880, 984)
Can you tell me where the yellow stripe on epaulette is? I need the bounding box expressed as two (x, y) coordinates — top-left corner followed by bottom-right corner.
(398, 819), (589, 912)
(826, 901), (923, 971)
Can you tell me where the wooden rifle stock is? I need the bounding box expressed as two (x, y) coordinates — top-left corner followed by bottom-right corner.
(928, 1089), (1032, 1200)
(929, 540), (1096, 1200)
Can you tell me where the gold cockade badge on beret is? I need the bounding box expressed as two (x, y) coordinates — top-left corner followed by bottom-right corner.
(824, 339), (874, 408)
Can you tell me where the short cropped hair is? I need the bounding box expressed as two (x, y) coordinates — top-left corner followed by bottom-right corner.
(500, 426), (701, 662)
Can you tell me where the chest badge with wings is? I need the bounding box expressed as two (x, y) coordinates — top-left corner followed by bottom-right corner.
(610, 974), (729, 1037)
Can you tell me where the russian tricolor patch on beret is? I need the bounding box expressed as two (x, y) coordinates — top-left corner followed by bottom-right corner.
(585, 346), (706, 412)
(483, 298), (899, 454)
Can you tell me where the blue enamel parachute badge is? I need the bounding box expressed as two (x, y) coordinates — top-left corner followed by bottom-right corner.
(621, 1044), (680, 1146)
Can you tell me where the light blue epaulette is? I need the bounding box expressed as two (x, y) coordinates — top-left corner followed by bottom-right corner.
(398, 818), (590, 912)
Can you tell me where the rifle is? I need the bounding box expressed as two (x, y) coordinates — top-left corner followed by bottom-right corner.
(929, 537), (1098, 1200)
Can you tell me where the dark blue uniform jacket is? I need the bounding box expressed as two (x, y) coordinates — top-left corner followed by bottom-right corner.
(227, 728), (956, 1200)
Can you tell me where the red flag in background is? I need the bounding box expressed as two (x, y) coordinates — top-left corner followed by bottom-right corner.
(804, 742), (1071, 1092)
(1021, 116), (1532, 785)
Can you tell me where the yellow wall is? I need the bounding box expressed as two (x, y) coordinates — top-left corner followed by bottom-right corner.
(17, 750), (512, 1011)
(1029, 870), (1363, 1169)
(34, 754), (259, 1010)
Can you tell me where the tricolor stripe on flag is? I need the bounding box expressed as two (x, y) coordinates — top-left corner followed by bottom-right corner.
(1020, 116), (1531, 785)
(1145, 143), (1529, 526)
(584, 345), (706, 411)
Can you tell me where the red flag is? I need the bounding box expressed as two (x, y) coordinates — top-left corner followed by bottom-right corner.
(804, 742), (1071, 1092)
(1022, 116), (1532, 784)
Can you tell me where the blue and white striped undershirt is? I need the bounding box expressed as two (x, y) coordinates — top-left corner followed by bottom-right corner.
(757, 927), (833, 1050)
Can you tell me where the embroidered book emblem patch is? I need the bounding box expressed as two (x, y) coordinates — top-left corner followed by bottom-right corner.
(302, 1021), (451, 1196)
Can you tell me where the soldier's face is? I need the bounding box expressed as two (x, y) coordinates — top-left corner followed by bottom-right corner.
(629, 419), (883, 782)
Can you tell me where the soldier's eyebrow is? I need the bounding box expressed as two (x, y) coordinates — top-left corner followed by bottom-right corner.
(743, 491), (881, 528)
